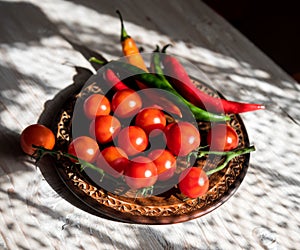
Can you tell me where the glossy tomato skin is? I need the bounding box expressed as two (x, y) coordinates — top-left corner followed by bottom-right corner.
(135, 108), (166, 136)
(207, 124), (239, 151)
(178, 167), (209, 198)
(68, 136), (100, 163)
(83, 93), (111, 119)
(117, 126), (148, 156)
(161, 122), (173, 145)
(165, 122), (200, 156)
(124, 156), (158, 189)
(96, 146), (129, 178)
(20, 124), (55, 155)
(93, 115), (121, 144)
(111, 89), (142, 118)
(148, 149), (176, 181)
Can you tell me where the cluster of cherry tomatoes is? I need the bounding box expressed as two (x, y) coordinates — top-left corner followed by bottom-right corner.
(68, 87), (239, 198)
(69, 89), (202, 190)
(20, 88), (239, 199)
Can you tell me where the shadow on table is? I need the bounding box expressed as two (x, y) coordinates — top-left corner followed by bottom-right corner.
(0, 1), (59, 44)
(0, 124), (35, 177)
(0, 1), (61, 123)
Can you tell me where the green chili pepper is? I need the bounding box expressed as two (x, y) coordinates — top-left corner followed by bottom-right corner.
(90, 57), (230, 122)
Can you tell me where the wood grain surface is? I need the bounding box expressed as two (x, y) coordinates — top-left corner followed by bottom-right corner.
(0, 0), (299, 249)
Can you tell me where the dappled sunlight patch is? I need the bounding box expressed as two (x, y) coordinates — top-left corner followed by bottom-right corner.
(0, 37), (85, 87)
(0, 84), (48, 131)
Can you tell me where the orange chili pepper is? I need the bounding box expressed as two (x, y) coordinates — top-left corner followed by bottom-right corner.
(116, 10), (148, 72)
(114, 11), (182, 118)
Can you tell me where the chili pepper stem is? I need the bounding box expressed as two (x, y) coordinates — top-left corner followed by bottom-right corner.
(162, 44), (172, 53)
(89, 57), (106, 65)
(116, 10), (130, 41)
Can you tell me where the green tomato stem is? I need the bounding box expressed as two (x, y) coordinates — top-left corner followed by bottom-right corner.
(135, 186), (154, 199)
(203, 146), (256, 176)
(32, 145), (105, 176)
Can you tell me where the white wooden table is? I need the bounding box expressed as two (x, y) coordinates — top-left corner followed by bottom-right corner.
(1, 0), (300, 249)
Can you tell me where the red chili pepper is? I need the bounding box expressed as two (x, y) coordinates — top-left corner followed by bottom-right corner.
(161, 45), (265, 114)
(104, 68), (129, 91)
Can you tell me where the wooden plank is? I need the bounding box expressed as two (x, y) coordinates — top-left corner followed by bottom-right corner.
(0, 0), (299, 249)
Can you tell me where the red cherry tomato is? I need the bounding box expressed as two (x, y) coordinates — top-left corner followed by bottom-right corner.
(163, 123), (173, 134)
(207, 124), (239, 151)
(161, 122), (173, 145)
(96, 146), (129, 178)
(68, 136), (100, 163)
(124, 156), (158, 189)
(20, 124), (55, 155)
(92, 115), (121, 144)
(178, 167), (209, 198)
(135, 108), (166, 137)
(83, 93), (111, 119)
(111, 89), (142, 118)
(117, 126), (148, 156)
(148, 149), (176, 181)
(165, 122), (200, 156)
